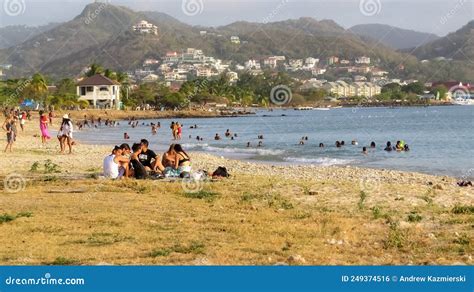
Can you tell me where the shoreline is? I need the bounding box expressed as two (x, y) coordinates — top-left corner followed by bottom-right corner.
(0, 117), (472, 265)
(48, 103), (462, 122)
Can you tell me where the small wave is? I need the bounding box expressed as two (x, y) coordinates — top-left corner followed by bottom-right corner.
(284, 157), (353, 166)
(182, 143), (210, 149)
(202, 145), (285, 156)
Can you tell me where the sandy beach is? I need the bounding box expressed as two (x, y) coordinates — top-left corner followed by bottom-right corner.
(0, 117), (472, 265)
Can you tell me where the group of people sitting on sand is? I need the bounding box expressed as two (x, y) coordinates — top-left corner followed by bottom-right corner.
(103, 139), (191, 180)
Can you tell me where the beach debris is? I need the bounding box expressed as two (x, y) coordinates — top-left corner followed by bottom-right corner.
(457, 180), (472, 187)
(287, 254), (306, 264)
(326, 239), (344, 245)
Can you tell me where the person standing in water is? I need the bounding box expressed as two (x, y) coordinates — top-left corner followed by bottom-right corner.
(39, 111), (51, 145)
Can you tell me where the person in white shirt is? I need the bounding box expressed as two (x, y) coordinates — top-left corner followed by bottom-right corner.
(103, 146), (130, 179)
(58, 114), (74, 154)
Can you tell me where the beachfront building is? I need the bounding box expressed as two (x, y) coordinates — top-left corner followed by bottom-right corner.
(323, 81), (380, 98)
(133, 20), (158, 35)
(353, 82), (381, 97)
(76, 74), (121, 109)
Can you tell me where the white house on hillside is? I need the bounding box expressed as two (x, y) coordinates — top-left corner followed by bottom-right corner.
(133, 20), (158, 35)
(76, 74), (121, 109)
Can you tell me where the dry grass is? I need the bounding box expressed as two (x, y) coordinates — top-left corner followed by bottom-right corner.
(0, 174), (472, 266)
(0, 118), (471, 265)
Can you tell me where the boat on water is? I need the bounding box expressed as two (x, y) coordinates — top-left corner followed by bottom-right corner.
(453, 98), (474, 106)
(314, 108), (330, 111)
(294, 107), (314, 111)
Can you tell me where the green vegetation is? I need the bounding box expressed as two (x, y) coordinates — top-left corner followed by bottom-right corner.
(407, 211), (423, 223)
(452, 205), (474, 215)
(183, 190), (219, 201)
(44, 257), (78, 266)
(0, 212), (33, 224)
(149, 241), (206, 257)
(358, 191), (367, 210)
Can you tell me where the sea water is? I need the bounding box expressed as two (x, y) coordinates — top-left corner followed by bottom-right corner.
(75, 106), (473, 178)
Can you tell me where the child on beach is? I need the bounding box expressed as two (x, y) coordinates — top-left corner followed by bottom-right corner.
(39, 111), (51, 145)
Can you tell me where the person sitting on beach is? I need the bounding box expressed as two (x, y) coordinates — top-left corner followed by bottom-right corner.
(124, 133), (130, 140)
(404, 144), (410, 151)
(162, 144), (176, 170)
(341, 141), (345, 146)
(161, 144), (191, 178)
(336, 141), (341, 148)
(173, 144), (191, 178)
(139, 139), (165, 173)
(352, 140), (358, 145)
(299, 140), (305, 145)
(215, 133), (221, 140)
(225, 129), (231, 137)
(258, 135), (264, 140)
(384, 141), (392, 152)
(362, 147), (368, 155)
(57, 114), (74, 154)
(319, 143), (324, 148)
(130, 143), (148, 180)
(370, 141), (376, 148)
(258, 141), (263, 147)
(103, 146), (130, 179)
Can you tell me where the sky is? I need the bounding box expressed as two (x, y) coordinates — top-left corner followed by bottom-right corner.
(0, 0), (473, 36)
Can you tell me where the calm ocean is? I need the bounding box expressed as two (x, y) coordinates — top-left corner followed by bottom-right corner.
(75, 106), (474, 179)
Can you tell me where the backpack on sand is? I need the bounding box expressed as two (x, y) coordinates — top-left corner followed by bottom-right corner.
(212, 166), (230, 178)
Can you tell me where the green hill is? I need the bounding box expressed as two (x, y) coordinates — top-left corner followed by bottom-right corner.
(0, 3), (472, 82)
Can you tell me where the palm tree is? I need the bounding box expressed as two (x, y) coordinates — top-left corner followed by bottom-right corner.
(85, 63), (104, 77)
(26, 73), (48, 103)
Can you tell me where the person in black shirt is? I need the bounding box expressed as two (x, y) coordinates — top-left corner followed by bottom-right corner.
(139, 139), (164, 173)
(130, 143), (147, 180)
